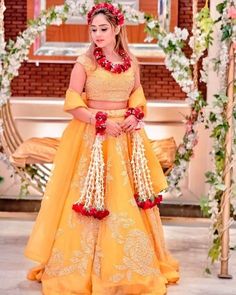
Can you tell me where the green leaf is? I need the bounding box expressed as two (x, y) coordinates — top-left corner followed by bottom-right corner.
(0, 176), (4, 183)
(205, 267), (211, 275)
(200, 196), (210, 217)
(209, 112), (217, 122)
(221, 24), (233, 41)
(208, 238), (221, 263)
(216, 1), (227, 15)
(215, 183), (226, 191)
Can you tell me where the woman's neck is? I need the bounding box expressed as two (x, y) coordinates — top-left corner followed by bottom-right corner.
(101, 44), (123, 62)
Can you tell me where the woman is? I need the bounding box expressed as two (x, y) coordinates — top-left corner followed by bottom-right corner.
(25, 2), (179, 294)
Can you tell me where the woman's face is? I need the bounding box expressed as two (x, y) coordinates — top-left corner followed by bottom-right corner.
(90, 13), (117, 49)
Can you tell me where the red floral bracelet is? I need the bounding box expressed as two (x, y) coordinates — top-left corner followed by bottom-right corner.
(95, 111), (108, 135)
(125, 107), (144, 121)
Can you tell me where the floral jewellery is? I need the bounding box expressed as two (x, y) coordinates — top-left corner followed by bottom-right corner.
(72, 111), (109, 220)
(94, 47), (131, 74)
(87, 2), (124, 26)
(125, 108), (163, 209)
(95, 111), (108, 135)
(125, 107), (145, 121)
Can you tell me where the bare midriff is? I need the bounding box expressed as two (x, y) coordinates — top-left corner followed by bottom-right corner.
(87, 99), (128, 110)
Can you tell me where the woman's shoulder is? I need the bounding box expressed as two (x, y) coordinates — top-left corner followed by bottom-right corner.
(76, 52), (94, 73)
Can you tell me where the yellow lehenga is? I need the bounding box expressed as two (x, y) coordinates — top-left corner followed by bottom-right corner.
(24, 54), (179, 295)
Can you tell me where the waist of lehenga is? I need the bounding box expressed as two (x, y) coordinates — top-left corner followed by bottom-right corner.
(88, 107), (127, 118)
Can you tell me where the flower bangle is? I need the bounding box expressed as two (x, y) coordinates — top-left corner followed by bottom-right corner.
(125, 107), (144, 121)
(95, 111), (108, 135)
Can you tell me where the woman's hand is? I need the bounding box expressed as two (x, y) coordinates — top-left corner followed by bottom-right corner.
(120, 115), (138, 133)
(105, 119), (123, 137)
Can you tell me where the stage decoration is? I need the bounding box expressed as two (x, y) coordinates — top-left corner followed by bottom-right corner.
(201, 0), (236, 278)
(0, 0), (212, 196)
(0, 0), (234, 278)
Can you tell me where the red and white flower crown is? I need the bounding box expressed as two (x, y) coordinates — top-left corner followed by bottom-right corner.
(87, 2), (125, 26)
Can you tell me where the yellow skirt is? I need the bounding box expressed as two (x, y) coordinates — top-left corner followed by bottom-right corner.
(25, 109), (179, 295)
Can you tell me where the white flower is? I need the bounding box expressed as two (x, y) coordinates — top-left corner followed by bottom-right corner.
(144, 35), (154, 43)
(51, 18), (63, 26)
(174, 27), (189, 41)
(54, 5), (64, 14)
(178, 145), (186, 155)
(147, 20), (156, 30)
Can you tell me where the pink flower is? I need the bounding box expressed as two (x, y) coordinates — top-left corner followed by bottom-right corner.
(233, 43), (236, 50)
(228, 6), (236, 19)
(186, 121), (193, 133)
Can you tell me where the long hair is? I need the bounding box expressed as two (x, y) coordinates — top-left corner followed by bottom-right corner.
(85, 8), (139, 70)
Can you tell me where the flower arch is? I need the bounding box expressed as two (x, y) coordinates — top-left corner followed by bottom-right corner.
(0, 0), (211, 194)
(2, 0), (236, 275)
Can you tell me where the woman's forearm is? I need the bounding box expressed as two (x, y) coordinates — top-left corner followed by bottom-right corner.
(67, 107), (96, 125)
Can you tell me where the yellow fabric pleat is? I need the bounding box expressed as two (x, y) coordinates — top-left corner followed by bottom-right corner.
(128, 85), (147, 115)
(25, 109), (179, 294)
(63, 89), (88, 111)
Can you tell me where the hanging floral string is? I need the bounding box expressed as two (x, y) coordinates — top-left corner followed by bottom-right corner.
(131, 132), (163, 209)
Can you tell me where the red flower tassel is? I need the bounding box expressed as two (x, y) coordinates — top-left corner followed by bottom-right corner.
(72, 203), (109, 220)
(134, 193), (163, 210)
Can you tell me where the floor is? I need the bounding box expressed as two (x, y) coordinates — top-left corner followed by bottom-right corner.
(0, 212), (235, 295)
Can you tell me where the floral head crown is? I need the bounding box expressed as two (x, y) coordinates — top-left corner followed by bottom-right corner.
(87, 2), (125, 26)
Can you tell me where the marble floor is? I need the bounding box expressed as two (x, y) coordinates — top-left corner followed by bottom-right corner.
(0, 212), (235, 295)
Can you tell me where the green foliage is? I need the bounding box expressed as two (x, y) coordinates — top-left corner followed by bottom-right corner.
(0, 176), (3, 183)
(215, 149), (225, 172)
(144, 16), (161, 41)
(25, 165), (38, 180)
(205, 171), (217, 184)
(193, 92), (207, 112)
(216, 1), (227, 15)
(18, 180), (30, 199)
(221, 24), (233, 41)
(196, 7), (214, 47)
(200, 196), (210, 217)
(208, 237), (221, 263)
(211, 121), (229, 140)
(205, 267), (211, 275)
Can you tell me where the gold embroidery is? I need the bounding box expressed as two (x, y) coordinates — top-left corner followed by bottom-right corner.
(106, 213), (135, 244)
(115, 139), (130, 186)
(105, 158), (113, 184)
(45, 218), (99, 277)
(55, 228), (64, 239)
(82, 125), (95, 147)
(109, 229), (159, 283)
(93, 245), (103, 277)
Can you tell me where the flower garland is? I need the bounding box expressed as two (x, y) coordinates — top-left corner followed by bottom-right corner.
(87, 2), (124, 26)
(94, 46), (131, 73)
(0, 0), (211, 195)
(201, 0), (236, 271)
